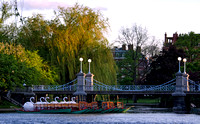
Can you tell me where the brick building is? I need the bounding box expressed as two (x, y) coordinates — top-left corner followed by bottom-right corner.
(112, 44), (148, 83)
(163, 32), (178, 51)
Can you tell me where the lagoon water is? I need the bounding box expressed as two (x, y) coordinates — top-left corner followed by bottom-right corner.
(0, 113), (200, 124)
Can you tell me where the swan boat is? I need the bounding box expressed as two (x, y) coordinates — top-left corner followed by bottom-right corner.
(17, 97), (128, 114)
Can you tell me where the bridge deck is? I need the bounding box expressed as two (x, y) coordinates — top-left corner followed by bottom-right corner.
(22, 90), (200, 95)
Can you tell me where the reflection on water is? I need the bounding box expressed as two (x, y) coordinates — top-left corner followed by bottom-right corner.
(0, 113), (200, 124)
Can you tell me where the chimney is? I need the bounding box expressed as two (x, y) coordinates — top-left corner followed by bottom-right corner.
(122, 44), (126, 50)
(165, 32), (167, 43)
(172, 32), (178, 44)
(128, 44), (133, 50)
(136, 46), (141, 53)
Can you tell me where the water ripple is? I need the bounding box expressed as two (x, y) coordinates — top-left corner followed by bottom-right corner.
(0, 113), (199, 124)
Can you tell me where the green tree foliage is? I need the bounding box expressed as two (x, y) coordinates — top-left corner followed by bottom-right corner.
(0, 42), (58, 91)
(117, 51), (147, 85)
(187, 61), (200, 81)
(0, 53), (32, 91)
(17, 4), (117, 85)
(17, 14), (50, 60)
(117, 51), (134, 85)
(145, 46), (185, 85)
(175, 32), (200, 61)
(175, 32), (200, 81)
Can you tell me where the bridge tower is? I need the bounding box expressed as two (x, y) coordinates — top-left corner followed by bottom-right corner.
(85, 59), (94, 102)
(172, 72), (186, 113)
(85, 59), (94, 92)
(73, 58), (87, 102)
(172, 57), (189, 114)
(73, 72), (87, 102)
(73, 58), (95, 102)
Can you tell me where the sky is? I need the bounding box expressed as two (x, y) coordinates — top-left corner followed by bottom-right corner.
(8, 0), (200, 46)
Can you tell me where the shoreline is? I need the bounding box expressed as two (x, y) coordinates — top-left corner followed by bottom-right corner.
(126, 106), (173, 113)
(0, 106), (199, 115)
(0, 108), (20, 112)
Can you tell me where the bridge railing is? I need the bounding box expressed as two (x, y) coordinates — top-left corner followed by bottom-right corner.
(188, 79), (200, 92)
(87, 84), (176, 91)
(92, 78), (176, 91)
(33, 84), (77, 91)
(115, 85), (175, 91)
(91, 83), (118, 91)
(33, 84), (176, 92)
(33, 79), (77, 91)
(32, 77), (177, 92)
(189, 85), (200, 91)
(32, 84), (177, 92)
(182, 77), (200, 92)
(31, 76), (199, 92)
(116, 85), (154, 91)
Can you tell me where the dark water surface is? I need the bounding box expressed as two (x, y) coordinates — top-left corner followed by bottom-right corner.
(0, 113), (200, 124)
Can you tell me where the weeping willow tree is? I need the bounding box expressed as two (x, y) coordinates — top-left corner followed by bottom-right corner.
(17, 4), (117, 85)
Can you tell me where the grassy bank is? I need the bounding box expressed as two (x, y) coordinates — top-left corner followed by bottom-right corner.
(137, 98), (160, 103)
(115, 98), (160, 104)
(0, 100), (20, 109)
